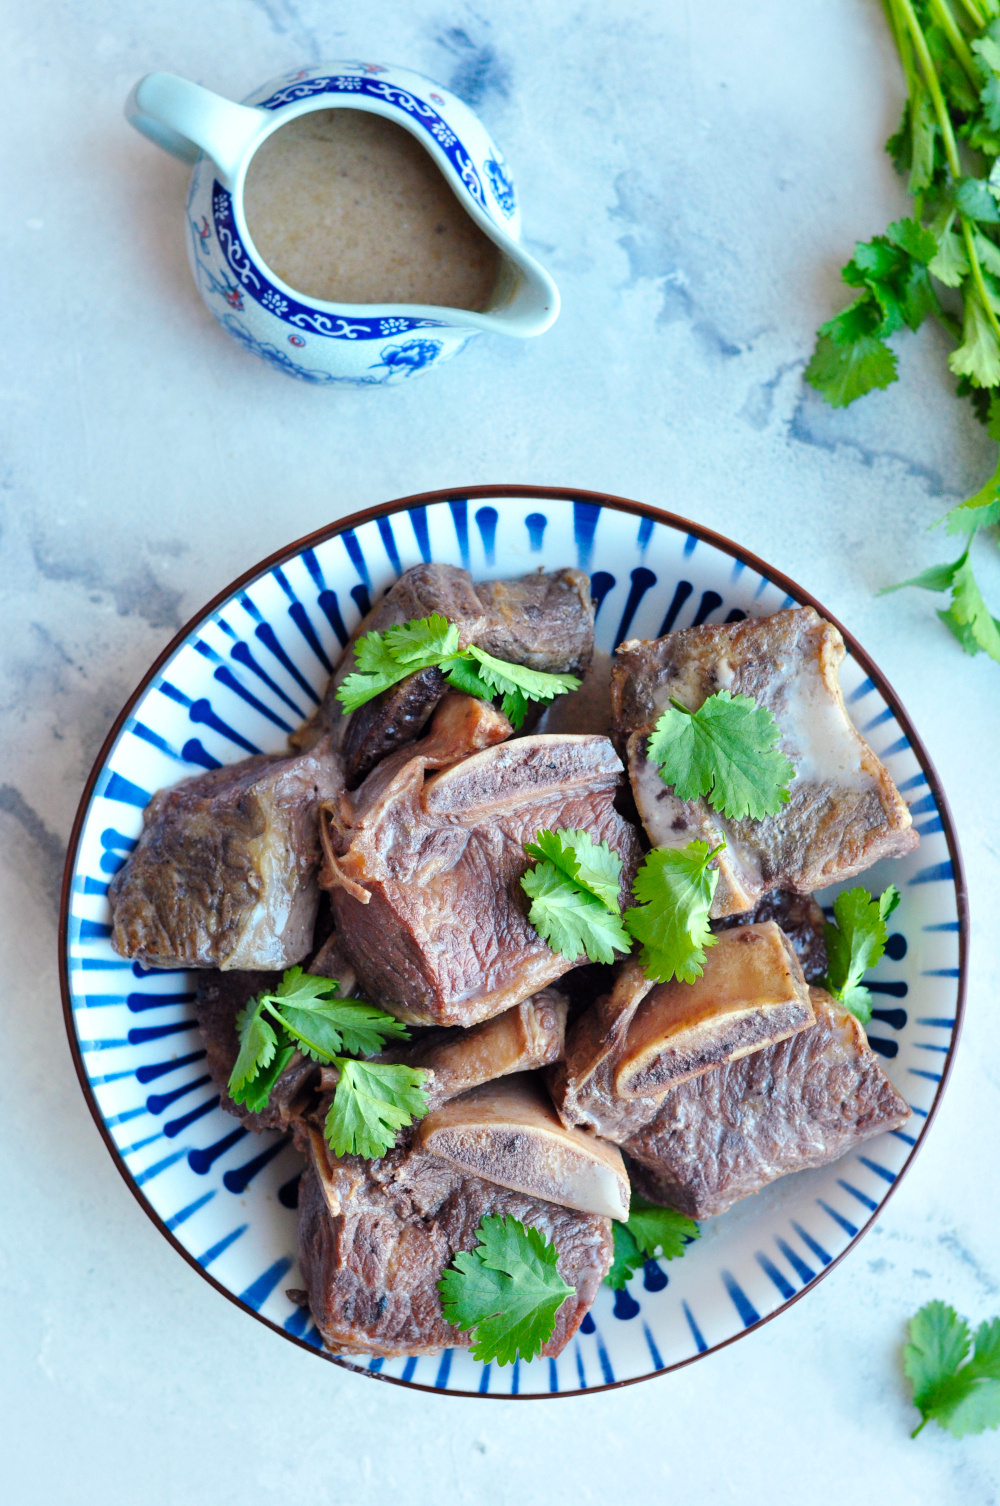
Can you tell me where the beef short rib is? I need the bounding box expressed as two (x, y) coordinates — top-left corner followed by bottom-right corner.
(109, 736), (343, 970)
(298, 563), (596, 777)
(550, 924), (815, 1141)
(297, 1126), (612, 1358)
(322, 725), (643, 1027)
(612, 607), (918, 915)
(623, 987), (911, 1218)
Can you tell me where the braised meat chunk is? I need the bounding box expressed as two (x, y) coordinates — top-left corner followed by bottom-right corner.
(297, 1126), (612, 1358)
(550, 924), (815, 1142)
(612, 607), (918, 916)
(321, 719), (643, 1028)
(109, 736), (342, 970)
(623, 988), (911, 1218)
(309, 563), (595, 785)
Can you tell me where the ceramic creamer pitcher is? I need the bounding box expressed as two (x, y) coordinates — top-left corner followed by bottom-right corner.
(125, 61), (560, 386)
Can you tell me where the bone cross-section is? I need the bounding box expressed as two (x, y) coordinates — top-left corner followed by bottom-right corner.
(109, 734), (343, 970)
(413, 1073), (630, 1220)
(321, 729), (643, 1027)
(611, 606), (918, 916)
(622, 988), (911, 1219)
(550, 924), (815, 1142)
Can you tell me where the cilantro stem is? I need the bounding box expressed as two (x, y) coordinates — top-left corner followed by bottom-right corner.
(927, 0), (979, 85)
(956, 0), (985, 29)
(910, 1419), (927, 1437)
(668, 697), (694, 716)
(891, 0), (1000, 345)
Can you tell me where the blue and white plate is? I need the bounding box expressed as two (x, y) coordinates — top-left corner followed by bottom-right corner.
(60, 488), (966, 1398)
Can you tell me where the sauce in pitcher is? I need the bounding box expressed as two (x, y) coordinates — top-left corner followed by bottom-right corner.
(243, 109), (501, 309)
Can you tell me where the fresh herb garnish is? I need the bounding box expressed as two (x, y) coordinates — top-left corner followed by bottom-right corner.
(623, 840), (724, 984)
(437, 1214), (575, 1365)
(647, 690), (795, 821)
(521, 828), (632, 964)
(822, 884), (901, 1025)
(336, 613), (581, 728)
(228, 967), (429, 1158)
(605, 1197), (700, 1289)
(324, 1058), (432, 1160)
(905, 1300), (1000, 1438)
(881, 544), (1000, 660)
(806, 0), (1000, 664)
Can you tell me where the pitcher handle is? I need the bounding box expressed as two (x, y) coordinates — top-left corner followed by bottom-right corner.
(125, 73), (269, 186)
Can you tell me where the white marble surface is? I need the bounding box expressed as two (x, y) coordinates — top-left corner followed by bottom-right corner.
(3, 0), (1000, 1500)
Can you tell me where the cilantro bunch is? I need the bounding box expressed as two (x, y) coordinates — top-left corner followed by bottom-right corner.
(228, 967), (430, 1159)
(336, 613), (581, 729)
(906, 1299), (1000, 1436)
(821, 883), (901, 1024)
(438, 1214), (575, 1366)
(807, 0), (1000, 664)
(605, 1198), (700, 1289)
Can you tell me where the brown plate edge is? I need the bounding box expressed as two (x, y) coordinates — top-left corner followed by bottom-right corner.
(57, 483), (969, 1400)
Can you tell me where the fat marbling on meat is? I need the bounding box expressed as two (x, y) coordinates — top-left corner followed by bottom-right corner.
(549, 923), (815, 1142)
(296, 1124), (613, 1358)
(320, 701), (643, 1028)
(299, 563), (595, 786)
(623, 987), (911, 1218)
(109, 735), (342, 970)
(611, 606), (918, 916)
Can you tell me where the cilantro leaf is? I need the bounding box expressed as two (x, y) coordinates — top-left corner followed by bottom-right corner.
(951, 552), (1000, 661)
(521, 859), (631, 965)
(465, 645), (581, 729)
(524, 827), (624, 910)
(237, 1039), (296, 1113)
(905, 1301), (1000, 1437)
(324, 1059), (430, 1159)
(956, 176), (1000, 226)
(438, 1214), (575, 1366)
(439, 655), (495, 700)
(230, 1001), (278, 1099)
(805, 327), (898, 408)
(647, 690), (795, 821)
(606, 1222), (646, 1290)
(934, 455), (1000, 533)
(605, 1198), (700, 1289)
(279, 997), (409, 1061)
(624, 841), (722, 985)
(382, 612), (458, 666)
(822, 884), (900, 1024)
(928, 213), (969, 287)
(949, 289), (1000, 387)
(334, 614), (580, 725)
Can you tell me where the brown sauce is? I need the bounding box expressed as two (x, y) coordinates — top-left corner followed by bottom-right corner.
(242, 108), (501, 309)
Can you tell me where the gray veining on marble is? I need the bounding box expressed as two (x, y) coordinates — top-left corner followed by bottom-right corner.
(2, 1), (999, 1501)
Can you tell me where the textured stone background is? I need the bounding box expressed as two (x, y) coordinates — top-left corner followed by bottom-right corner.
(2, 1), (999, 1501)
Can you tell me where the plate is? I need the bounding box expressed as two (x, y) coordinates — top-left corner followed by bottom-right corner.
(59, 486), (966, 1397)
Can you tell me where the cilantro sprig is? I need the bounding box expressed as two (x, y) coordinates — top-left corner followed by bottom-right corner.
(606, 1197), (700, 1290)
(822, 884), (901, 1025)
(228, 967), (429, 1158)
(623, 840), (724, 984)
(438, 1214), (575, 1366)
(336, 613), (581, 729)
(905, 1300), (1000, 1438)
(806, 0), (1000, 665)
(521, 828), (632, 964)
(647, 690), (795, 820)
